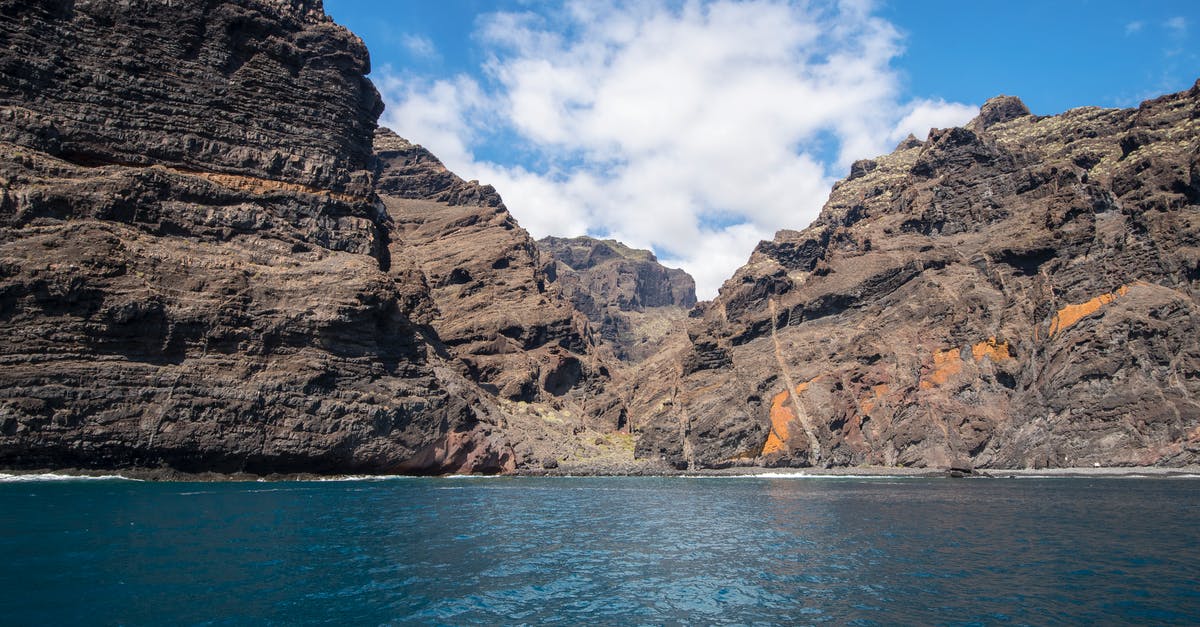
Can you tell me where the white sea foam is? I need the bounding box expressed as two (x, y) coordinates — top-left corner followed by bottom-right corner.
(309, 475), (420, 482)
(0, 472), (142, 483)
(680, 473), (919, 479)
(1008, 473), (1200, 480)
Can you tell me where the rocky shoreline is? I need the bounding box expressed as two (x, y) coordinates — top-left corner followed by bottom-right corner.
(5, 464), (1200, 482)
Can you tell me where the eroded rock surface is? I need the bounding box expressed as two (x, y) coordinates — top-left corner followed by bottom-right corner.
(637, 86), (1200, 470)
(538, 236), (696, 362)
(3, 0), (1197, 476)
(374, 130), (628, 437)
(0, 0), (381, 194)
(0, 0), (517, 474)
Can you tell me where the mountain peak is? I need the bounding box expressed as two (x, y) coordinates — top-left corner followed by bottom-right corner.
(970, 94), (1032, 130)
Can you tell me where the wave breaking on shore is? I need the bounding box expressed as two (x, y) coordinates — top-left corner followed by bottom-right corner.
(0, 473), (143, 483)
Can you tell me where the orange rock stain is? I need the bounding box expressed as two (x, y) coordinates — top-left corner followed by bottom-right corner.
(971, 337), (1012, 363)
(859, 384), (890, 415)
(919, 348), (964, 389)
(1048, 283), (1140, 336)
(762, 380), (811, 455)
(191, 171), (365, 204)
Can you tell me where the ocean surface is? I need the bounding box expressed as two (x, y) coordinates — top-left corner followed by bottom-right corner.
(2, 474), (1198, 626)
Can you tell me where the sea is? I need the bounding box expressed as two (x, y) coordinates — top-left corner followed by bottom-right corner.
(2, 474), (1198, 626)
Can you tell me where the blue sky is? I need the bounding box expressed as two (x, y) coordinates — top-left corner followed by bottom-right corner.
(325, 0), (1199, 298)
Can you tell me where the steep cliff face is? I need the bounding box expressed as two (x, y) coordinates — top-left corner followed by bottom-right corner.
(4, 0), (1197, 476)
(374, 131), (625, 429)
(637, 84), (1200, 470)
(0, 0), (516, 474)
(538, 236), (696, 362)
(369, 130), (644, 471)
(0, 0), (381, 194)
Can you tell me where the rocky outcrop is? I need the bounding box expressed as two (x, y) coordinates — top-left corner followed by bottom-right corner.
(3, 0), (1198, 476)
(0, 0), (517, 474)
(0, 0), (381, 194)
(374, 131), (626, 432)
(371, 130), (647, 471)
(538, 236), (696, 361)
(636, 84), (1200, 470)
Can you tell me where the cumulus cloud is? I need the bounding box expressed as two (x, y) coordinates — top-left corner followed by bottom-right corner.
(1161, 16), (1190, 59)
(374, 0), (977, 298)
(400, 34), (439, 60)
(373, 70), (488, 169)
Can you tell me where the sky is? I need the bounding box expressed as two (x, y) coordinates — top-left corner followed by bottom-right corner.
(325, 0), (1200, 299)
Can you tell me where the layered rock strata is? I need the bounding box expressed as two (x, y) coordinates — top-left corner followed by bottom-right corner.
(538, 236), (696, 362)
(637, 84), (1200, 470)
(0, 0), (380, 194)
(4, 0), (1199, 476)
(373, 130), (627, 434)
(0, 0), (521, 474)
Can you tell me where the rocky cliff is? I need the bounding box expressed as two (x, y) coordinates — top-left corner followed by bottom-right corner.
(0, 0), (550, 474)
(0, 0), (647, 476)
(636, 84), (1200, 470)
(3, 0), (1198, 476)
(372, 130), (635, 469)
(538, 236), (696, 362)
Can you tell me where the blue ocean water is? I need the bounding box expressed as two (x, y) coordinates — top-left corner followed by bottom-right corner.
(1, 475), (1198, 626)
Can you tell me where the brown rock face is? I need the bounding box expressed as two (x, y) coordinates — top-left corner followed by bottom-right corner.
(636, 83), (1200, 470)
(0, 0), (641, 476)
(0, 0), (382, 194)
(374, 130), (624, 429)
(370, 130), (646, 472)
(538, 236), (696, 361)
(0, 0), (515, 474)
(4, 0), (1197, 476)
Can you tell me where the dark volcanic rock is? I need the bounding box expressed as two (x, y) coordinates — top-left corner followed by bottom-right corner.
(373, 130), (629, 455)
(635, 81), (1200, 470)
(374, 130), (504, 207)
(969, 95), (1032, 131)
(0, 0), (642, 477)
(4, 0), (1198, 477)
(538, 236), (696, 361)
(0, 0), (514, 475)
(0, 0), (382, 194)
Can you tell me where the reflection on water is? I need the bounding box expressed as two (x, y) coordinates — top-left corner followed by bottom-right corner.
(1, 477), (1198, 624)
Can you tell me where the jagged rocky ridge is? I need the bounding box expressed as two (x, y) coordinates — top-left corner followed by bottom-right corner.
(636, 85), (1200, 470)
(538, 236), (696, 362)
(371, 130), (632, 443)
(2, 0), (1198, 475)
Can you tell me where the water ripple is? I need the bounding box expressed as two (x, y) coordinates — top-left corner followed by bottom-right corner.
(1, 477), (1198, 625)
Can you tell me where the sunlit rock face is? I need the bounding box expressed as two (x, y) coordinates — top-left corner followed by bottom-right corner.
(373, 130), (627, 433)
(2, 0), (1198, 476)
(635, 84), (1200, 470)
(0, 0), (639, 475)
(0, 0), (525, 475)
(538, 236), (696, 363)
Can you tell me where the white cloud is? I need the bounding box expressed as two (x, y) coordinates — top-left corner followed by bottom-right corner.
(1125, 20), (1144, 35)
(1162, 16), (1189, 58)
(373, 0), (978, 299)
(400, 34), (439, 60)
(890, 99), (979, 145)
(373, 69), (488, 169)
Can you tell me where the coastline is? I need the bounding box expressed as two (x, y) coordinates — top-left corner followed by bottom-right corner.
(4, 464), (1200, 482)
